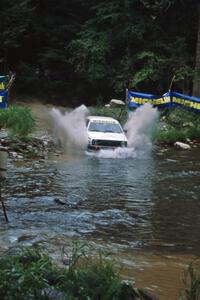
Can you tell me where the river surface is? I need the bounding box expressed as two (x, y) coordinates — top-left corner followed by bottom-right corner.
(0, 103), (200, 300)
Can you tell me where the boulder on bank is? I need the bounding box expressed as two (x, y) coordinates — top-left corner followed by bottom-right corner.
(110, 99), (126, 107)
(174, 141), (191, 150)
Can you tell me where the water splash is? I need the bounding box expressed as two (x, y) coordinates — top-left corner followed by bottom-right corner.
(86, 147), (137, 159)
(93, 103), (159, 159)
(50, 103), (158, 158)
(124, 103), (159, 150)
(49, 105), (89, 152)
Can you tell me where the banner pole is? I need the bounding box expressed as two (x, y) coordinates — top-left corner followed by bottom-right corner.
(0, 187), (8, 223)
(169, 75), (176, 92)
(0, 147), (8, 222)
(125, 88), (128, 104)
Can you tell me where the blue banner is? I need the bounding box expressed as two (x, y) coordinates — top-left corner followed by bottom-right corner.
(0, 75), (9, 108)
(0, 90), (7, 109)
(128, 90), (200, 112)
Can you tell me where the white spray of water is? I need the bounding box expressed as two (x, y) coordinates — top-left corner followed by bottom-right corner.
(125, 103), (159, 150)
(49, 105), (89, 152)
(86, 147), (138, 159)
(49, 102), (158, 158)
(95, 103), (159, 159)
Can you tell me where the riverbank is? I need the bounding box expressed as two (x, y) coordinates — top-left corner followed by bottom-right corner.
(0, 131), (56, 160)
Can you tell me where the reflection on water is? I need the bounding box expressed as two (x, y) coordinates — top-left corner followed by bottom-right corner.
(0, 147), (200, 300)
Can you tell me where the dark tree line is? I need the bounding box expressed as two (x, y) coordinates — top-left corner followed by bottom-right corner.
(0, 0), (199, 105)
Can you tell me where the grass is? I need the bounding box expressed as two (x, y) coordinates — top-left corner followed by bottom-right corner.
(180, 262), (200, 300)
(154, 108), (200, 143)
(0, 244), (138, 300)
(154, 127), (188, 143)
(0, 105), (35, 137)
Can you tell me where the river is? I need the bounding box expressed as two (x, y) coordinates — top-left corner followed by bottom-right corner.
(0, 102), (200, 300)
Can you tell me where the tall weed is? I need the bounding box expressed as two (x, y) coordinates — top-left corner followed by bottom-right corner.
(180, 262), (200, 300)
(0, 105), (35, 137)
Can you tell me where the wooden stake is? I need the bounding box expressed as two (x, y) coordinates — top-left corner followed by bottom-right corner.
(169, 75), (176, 91)
(0, 187), (8, 223)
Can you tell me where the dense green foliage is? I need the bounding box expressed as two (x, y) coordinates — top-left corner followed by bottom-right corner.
(0, 105), (35, 137)
(155, 107), (200, 143)
(0, 246), (139, 300)
(0, 0), (199, 105)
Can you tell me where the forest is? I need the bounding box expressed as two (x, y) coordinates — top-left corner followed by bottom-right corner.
(0, 0), (200, 106)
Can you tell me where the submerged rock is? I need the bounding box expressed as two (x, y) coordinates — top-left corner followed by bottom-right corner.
(42, 288), (65, 300)
(54, 198), (66, 205)
(137, 288), (160, 300)
(112, 283), (159, 300)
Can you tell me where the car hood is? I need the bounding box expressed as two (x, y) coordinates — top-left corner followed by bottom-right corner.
(88, 131), (127, 142)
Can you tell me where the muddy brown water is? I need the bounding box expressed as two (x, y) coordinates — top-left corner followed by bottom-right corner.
(0, 102), (200, 300)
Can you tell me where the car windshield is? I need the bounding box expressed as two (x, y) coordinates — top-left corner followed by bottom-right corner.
(88, 121), (123, 133)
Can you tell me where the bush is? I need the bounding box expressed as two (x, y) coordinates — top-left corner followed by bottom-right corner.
(0, 248), (56, 300)
(0, 245), (138, 300)
(155, 107), (200, 143)
(0, 105), (35, 137)
(154, 127), (187, 143)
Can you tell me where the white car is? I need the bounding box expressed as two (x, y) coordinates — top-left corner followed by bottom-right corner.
(87, 116), (128, 150)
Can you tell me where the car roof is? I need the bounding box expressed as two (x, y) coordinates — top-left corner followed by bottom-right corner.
(87, 116), (119, 124)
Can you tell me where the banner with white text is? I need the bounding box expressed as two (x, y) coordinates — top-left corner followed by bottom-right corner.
(128, 90), (200, 112)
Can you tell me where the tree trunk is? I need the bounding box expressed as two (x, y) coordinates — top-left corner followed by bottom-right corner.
(192, 4), (200, 97)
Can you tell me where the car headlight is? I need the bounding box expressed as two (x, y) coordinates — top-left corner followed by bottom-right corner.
(121, 141), (127, 147)
(92, 140), (98, 145)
